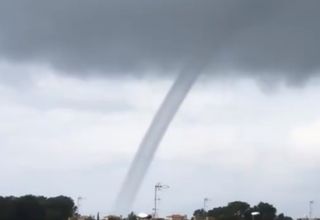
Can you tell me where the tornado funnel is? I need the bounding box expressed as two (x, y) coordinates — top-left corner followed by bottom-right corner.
(114, 69), (199, 214)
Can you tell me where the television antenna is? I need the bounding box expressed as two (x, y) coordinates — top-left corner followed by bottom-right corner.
(153, 182), (169, 218)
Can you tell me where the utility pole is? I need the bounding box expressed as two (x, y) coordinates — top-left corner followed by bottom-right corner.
(309, 201), (314, 220)
(203, 198), (211, 211)
(153, 182), (169, 218)
(77, 196), (86, 215)
(77, 197), (83, 214)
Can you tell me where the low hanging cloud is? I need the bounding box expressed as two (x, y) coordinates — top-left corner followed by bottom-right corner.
(0, 0), (320, 82)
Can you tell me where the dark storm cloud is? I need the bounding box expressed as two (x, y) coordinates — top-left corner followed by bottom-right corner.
(0, 0), (319, 80)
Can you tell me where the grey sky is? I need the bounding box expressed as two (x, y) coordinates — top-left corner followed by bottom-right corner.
(0, 1), (320, 82)
(0, 0), (320, 219)
(1, 65), (320, 218)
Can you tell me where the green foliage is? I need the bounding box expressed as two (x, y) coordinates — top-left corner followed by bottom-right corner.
(196, 201), (291, 220)
(15, 195), (46, 220)
(194, 209), (207, 217)
(207, 201), (250, 220)
(127, 212), (137, 220)
(194, 209), (207, 220)
(227, 201), (250, 215)
(0, 195), (76, 220)
(276, 213), (293, 220)
(250, 202), (277, 220)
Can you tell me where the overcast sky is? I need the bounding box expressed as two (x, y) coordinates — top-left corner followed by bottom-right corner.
(0, 0), (320, 218)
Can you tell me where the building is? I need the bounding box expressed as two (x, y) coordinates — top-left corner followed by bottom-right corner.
(167, 214), (188, 220)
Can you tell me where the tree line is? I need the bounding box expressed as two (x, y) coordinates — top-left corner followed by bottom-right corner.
(0, 195), (76, 220)
(193, 201), (293, 220)
(0, 196), (293, 220)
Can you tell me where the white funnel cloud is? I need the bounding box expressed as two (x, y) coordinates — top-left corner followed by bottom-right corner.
(114, 69), (199, 214)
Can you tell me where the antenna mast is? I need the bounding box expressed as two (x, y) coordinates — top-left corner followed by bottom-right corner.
(153, 183), (169, 218)
(203, 198), (211, 211)
(309, 201), (314, 219)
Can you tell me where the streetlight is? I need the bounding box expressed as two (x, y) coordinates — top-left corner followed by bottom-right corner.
(153, 182), (169, 218)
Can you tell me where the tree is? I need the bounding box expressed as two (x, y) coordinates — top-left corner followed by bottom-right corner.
(0, 195), (76, 220)
(254, 202), (277, 220)
(15, 195), (46, 220)
(227, 201), (250, 217)
(276, 213), (293, 220)
(45, 196), (76, 220)
(207, 201), (250, 220)
(128, 212), (137, 220)
(196, 201), (291, 220)
(0, 196), (15, 220)
(207, 206), (225, 219)
(194, 209), (207, 220)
